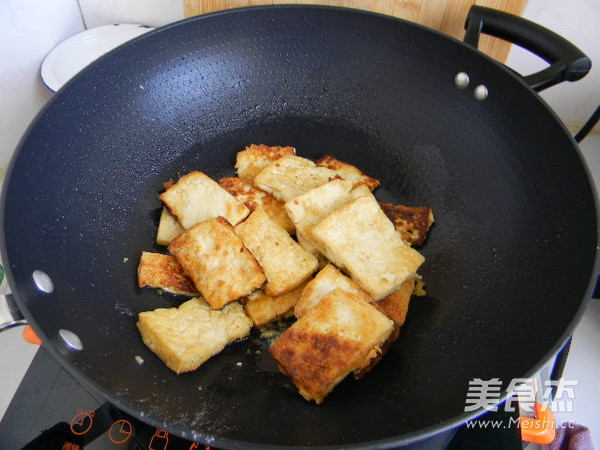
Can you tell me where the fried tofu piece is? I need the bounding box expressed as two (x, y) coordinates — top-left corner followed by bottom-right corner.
(295, 264), (371, 318)
(254, 155), (339, 202)
(137, 251), (198, 296)
(352, 324), (400, 379)
(270, 288), (395, 403)
(311, 193), (425, 300)
(286, 181), (369, 263)
(349, 184), (372, 200)
(218, 177), (295, 234)
(243, 282), (306, 327)
(296, 232), (329, 269)
(235, 144), (296, 180)
(234, 208), (318, 296)
(168, 217), (266, 309)
(284, 178), (354, 256)
(137, 298), (252, 374)
(159, 171), (249, 229)
(156, 208), (184, 246)
(379, 202), (434, 246)
(296, 231), (319, 257)
(316, 155), (380, 191)
(377, 278), (416, 326)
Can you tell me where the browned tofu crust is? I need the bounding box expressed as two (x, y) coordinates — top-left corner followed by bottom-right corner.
(352, 324), (400, 379)
(270, 288), (394, 403)
(137, 251), (198, 296)
(376, 278), (416, 326)
(235, 144), (296, 180)
(218, 177), (295, 234)
(315, 154), (380, 191)
(168, 217), (266, 309)
(379, 202), (434, 246)
(243, 282), (306, 327)
(272, 327), (365, 403)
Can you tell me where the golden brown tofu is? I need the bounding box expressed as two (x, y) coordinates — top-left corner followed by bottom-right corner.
(235, 144), (296, 180)
(270, 288), (395, 404)
(284, 178), (354, 256)
(234, 208), (318, 296)
(311, 193), (425, 300)
(295, 231), (320, 258)
(349, 184), (372, 200)
(156, 207), (184, 246)
(316, 155), (380, 191)
(137, 251), (199, 296)
(352, 324), (400, 379)
(168, 217), (266, 309)
(254, 155), (339, 202)
(414, 278), (427, 296)
(159, 171), (249, 229)
(379, 202), (434, 246)
(296, 232), (329, 269)
(376, 278), (416, 326)
(218, 177), (295, 234)
(295, 264), (371, 318)
(243, 282), (307, 327)
(137, 298), (252, 374)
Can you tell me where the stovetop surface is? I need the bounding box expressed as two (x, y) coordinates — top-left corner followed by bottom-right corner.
(0, 347), (204, 449)
(0, 346), (522, 449)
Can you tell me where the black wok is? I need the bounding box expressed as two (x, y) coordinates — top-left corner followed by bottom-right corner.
(1, 5), (597, 448)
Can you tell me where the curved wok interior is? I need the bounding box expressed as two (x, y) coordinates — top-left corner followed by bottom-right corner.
(2, 6), (596, 447)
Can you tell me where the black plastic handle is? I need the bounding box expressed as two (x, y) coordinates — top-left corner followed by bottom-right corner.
(464, 5), (591, 92)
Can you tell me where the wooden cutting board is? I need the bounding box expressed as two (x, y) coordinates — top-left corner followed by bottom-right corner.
(183, 0), (527, 63)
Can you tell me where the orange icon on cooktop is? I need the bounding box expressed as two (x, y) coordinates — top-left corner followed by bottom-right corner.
(108, 419), (134, 444)
(69, 409), (94, 436)
(149, 428), (169, 450)
(61, 442), (81, 450)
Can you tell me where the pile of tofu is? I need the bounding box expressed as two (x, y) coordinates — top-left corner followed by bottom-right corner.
(137, 144), (434, 403)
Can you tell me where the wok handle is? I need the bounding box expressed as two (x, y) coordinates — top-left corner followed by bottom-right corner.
(0, 294), (41, 344)
(0, 293), (26, 332)
(520, 402), (556, 444)
(464, 5), (591, 92)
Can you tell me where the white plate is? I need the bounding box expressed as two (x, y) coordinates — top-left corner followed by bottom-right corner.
(41, 24), (154, 92)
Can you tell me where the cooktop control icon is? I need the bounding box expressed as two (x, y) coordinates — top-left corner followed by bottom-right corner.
(150, 428), (169, 449)
(108, 419), (134, 444)
(69, 409), (94, 436)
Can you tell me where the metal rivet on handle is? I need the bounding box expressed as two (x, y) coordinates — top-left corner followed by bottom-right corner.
(59, 329), (83, 351)
(454, 72), (470, 89)
(32, 270), (54, 293)
(474, 85), (489, 101)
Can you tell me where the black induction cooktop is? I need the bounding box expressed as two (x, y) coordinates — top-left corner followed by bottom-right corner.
(0, 346), (529, 449)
